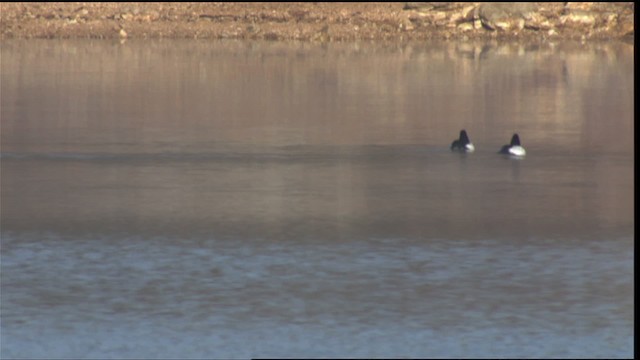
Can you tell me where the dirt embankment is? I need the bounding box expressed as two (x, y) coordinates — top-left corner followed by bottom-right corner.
(0, 2), (634, 42)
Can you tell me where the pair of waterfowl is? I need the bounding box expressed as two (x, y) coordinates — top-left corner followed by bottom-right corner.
(451, 130), (526, 156)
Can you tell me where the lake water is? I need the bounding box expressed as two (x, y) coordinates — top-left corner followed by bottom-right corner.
(0, 39), (634, 358)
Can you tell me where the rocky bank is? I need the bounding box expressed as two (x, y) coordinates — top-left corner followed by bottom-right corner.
(0, 2), (635, 41)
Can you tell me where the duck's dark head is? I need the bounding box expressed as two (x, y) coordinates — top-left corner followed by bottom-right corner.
(510, 133), (521, 146)
(459, 130), (471, 145)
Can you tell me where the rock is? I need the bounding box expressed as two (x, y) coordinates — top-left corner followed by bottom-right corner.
(524, 12), (552, 31)
(146, 10), (160, 22)
(478, 2), (538, 31)
(560, 10), (596, 27)
(457, 22), (474, 32)
(618, 14), (634, 36)
(399, 17), (414, 31)
(564, 2), (594, 12)
(428, 11), (447, 22)
(404, 2), (455, 12)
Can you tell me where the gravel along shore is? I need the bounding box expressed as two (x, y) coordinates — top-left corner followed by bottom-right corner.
(0, 2), (634, 42)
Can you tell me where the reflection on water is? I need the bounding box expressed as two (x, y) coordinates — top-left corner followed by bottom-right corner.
(0, 40), (634, 358)
(1, 40), (634, 152)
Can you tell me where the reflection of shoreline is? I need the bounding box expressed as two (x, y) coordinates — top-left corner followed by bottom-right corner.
(1, 40), (634, 152)
(0, 3), (634, 41)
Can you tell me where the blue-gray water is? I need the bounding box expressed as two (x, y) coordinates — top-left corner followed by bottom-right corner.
(0, 40), (634, 358)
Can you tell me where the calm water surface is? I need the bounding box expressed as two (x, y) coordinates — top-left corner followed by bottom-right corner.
(0, 40), (634, 358)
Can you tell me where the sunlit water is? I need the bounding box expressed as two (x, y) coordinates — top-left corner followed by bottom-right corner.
(1, 40), (634, 358)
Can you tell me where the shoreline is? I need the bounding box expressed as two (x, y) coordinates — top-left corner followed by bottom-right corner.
(0, 3), (634, 42)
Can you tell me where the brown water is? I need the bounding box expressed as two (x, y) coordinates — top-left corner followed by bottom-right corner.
(0, 39), (634, 358)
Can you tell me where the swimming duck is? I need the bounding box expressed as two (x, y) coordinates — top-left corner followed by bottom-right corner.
(499, 133), (526, 156)
(450, 130), (475, 152)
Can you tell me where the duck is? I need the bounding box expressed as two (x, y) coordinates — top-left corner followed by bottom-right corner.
(450, 130), (475, 152)
(499, 133), (526, 156)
